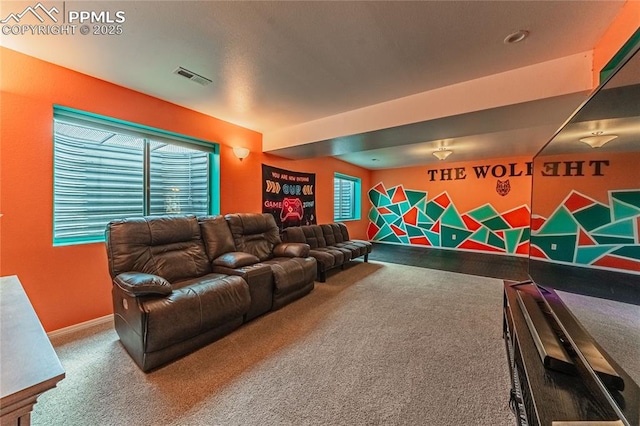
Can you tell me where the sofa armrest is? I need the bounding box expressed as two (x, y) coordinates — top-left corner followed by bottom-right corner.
(114, 272), (172, 297)
(213, 252), (260, 269)
(273, 242), (310, 258)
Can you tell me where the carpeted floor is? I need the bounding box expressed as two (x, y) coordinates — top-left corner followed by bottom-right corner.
(33, 261), (515, 426)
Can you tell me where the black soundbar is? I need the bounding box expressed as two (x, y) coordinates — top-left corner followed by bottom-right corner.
(513, 282), (624, 392)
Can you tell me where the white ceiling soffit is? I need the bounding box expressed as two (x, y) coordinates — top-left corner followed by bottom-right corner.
(0, 0), (624, 167)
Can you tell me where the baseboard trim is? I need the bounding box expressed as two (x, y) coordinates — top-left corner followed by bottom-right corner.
(47, 314), (114, 339)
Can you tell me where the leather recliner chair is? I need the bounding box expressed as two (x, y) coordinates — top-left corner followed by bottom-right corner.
(225, 213), (317, 309)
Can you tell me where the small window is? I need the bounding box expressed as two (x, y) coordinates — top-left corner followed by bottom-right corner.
(334, 173), (361, 221)
(53, 106), (219, 246)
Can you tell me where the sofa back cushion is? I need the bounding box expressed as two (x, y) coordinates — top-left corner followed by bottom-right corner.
(337, 222), (351, 242)
(106, 215), (211, 283)
(198, 215), (237, 261)
(225, 213), (282, 261)
(301, 225), (326, 248)
(321, 223), (345, 245)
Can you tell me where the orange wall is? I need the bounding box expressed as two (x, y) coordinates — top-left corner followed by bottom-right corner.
(0, 48), (370, 331)
(532, 152), (640, 217)
(592, 0), (640, 86)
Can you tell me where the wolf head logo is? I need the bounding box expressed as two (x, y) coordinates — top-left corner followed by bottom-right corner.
(496, 179), (511, 196)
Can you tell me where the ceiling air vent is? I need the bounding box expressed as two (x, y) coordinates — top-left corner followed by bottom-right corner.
(172, 67), (212, 86)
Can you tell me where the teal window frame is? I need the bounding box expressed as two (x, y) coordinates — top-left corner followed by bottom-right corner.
(52, 105), (220, 246)
(333, 173), (361, 221)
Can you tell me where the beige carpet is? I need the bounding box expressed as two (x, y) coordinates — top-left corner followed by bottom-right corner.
(33, 261), (515, 426)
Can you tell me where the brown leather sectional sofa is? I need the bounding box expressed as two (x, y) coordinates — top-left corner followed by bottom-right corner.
(105, 213), (316, 372)
(282, 223), (373, 282)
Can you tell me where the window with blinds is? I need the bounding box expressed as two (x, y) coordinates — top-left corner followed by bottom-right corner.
(53, 106), (219, 246)
(334, 173), (361, 221)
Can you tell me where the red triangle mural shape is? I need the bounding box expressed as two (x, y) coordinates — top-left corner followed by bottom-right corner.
(378, 207), (393, 215)
(578, 229), (596, 246)
(529, 245), (548, 259)
(367, 222), (379, 240)
(531, 217), (546, 232)
(433, 193), (451, 208)
(432, 220), (440, 233)
(372, 183), (386, 195)
(390, 224), (407, 236)
(461, 214), (482, 231)
(403, 207), (418, 226)
(410, 236), (431, 246)
(459, 240), (504, 253)
(564, 191), (594, 212)
(594, 255), (640, 273)
(503, 206), (530, 228)
(392, 186), (407, 203)
(516, 242), (529, 255)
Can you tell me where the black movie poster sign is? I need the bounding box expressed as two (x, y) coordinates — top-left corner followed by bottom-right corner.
(262, 164), (316, 230)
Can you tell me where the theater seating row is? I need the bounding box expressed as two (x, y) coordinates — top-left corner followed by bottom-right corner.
(282, 223), (372, 282)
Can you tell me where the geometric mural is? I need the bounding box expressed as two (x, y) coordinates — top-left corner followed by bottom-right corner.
(530, 189), (640, 274)
(368, 182), (530, 256)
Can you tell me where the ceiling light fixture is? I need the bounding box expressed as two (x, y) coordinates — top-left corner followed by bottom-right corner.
(433, 148), (453, 160)
(233, 146), (250, 161)
(579, 131), (618, 148)
(504, 30), (529, 44)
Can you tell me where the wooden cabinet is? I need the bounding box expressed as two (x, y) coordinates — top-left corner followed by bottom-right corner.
(0, 276), (65, 426)
(503, 280), (639, 426)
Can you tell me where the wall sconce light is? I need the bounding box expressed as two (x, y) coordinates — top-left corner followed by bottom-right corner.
(579, 132), (618, 148)
(433, 148), (453, 160)
(232, 146), (250, 161)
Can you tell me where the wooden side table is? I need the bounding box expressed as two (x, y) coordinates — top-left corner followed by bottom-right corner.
(0, 276), (65, 425)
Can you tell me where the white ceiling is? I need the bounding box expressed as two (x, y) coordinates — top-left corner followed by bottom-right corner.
(0, 0), (627, 169)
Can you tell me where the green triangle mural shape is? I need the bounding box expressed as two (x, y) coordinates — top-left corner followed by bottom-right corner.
(423, 230), (440, 247)
(426, 201), (445, 222)
(377, 193), (393, 208)
(406, 190), (427, 208)
(375, 223), (393, 240)
(406, 224), (425, 238)
(368, 208), (379, 222)
(398, 235), (410, 244)
(576, 246), (616, 265)
(487, 231), (506, 250)
(612, 199), (640, 221)
(482, 215), (511, 231)
(470, 227), (489, 244)
(387, 203), (401, 216)
(387, 187), (397, 200)
(519, 227), (530, 244)
(530, 235), (577, 262)
(368, 189), (381, 206)
(468, 204), (499, 222)
(611, 191), (640, 209)
(612, 246), (640, 261)
(504, 229), (523, 254)
(573, 204), (611, 232)
(592, 218), (634, 237)
(440, 205), (465, 228)
(392, 217), (406, 230)
(375, 214), (387, 229)
(538, 206), (578, 235)
(382, 213), (400, 225)
(441, 226), (473, 248)
(417, 210), (432, 224)
(415, 199), (427, 213)
(381, 232), (402, 243)
(398, 201), (411, 215)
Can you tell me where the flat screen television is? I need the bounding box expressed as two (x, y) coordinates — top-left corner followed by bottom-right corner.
(527, 36), (640, 425)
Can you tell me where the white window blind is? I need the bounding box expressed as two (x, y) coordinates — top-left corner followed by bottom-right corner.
(53, 107), (217, 245)
(334, 174), (359, 221)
